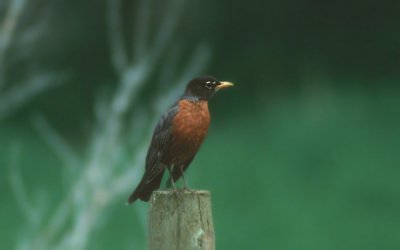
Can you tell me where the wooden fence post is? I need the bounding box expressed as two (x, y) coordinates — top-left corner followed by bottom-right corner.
(148, 190), (215, 250)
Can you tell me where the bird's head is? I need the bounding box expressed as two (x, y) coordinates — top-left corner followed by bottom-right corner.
(183, 76), (234, 101)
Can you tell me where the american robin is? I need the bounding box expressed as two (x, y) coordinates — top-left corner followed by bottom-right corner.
(127, 76), (233, 204)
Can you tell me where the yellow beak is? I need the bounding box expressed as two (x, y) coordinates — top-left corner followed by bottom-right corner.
(216, 81), (234, 91)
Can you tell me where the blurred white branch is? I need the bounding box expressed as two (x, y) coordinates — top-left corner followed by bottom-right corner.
(11, 0), (211, 249)
(0, 1), (68, 120)
(0, 72), (67, 120)
(33, 114), (80, 172)
(0, 0), (27, 89)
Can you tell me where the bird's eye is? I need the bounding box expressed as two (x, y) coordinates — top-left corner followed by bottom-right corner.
(205, 81), (213, 89)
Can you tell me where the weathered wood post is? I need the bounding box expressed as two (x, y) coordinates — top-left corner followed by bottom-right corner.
(148, 190), (215, 250)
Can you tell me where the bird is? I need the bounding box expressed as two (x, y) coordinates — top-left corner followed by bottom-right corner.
(127, 76), (233, 204)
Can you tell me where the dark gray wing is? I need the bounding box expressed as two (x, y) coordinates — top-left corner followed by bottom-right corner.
(144, 104), (179, 182)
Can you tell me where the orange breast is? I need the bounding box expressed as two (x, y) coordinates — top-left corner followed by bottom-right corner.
(165, 100), (210, 165)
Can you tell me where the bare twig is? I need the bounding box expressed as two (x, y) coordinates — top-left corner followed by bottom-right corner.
(0, 0), (28, 89)
(0, 0), (68, 121)
(0, 72), (67, 120)
(32, 114), (80, 172)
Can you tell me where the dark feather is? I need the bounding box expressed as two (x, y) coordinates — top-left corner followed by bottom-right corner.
(127, 164), (165, 203)
(127, 104), (179, 204)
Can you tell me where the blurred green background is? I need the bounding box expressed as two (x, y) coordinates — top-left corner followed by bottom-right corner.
(1, 0), (400, 249)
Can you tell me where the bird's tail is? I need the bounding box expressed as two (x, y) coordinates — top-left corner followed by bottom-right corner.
(127, 169), (165, 204)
